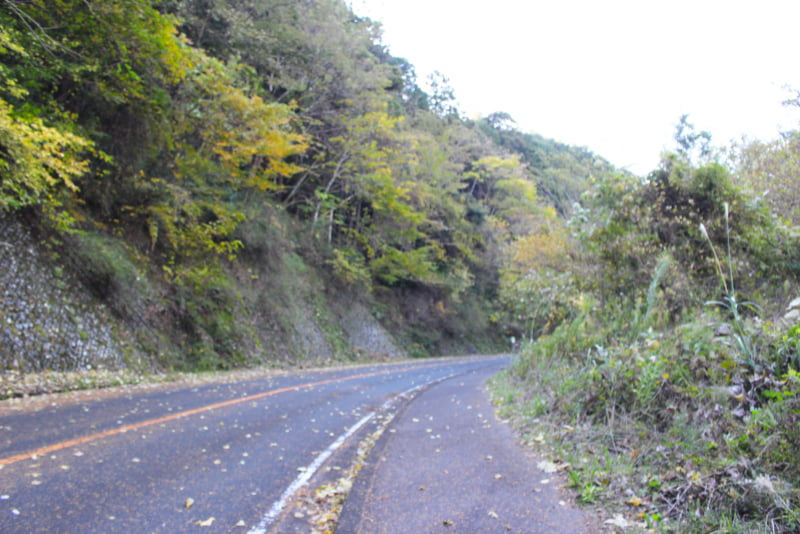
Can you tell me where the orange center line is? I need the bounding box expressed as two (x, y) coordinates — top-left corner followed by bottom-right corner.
(0, 362), (446, 467)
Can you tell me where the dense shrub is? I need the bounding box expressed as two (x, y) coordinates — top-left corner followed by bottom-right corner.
(499, 144), (800, 532)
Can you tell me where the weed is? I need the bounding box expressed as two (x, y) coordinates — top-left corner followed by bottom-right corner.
(566, 468), (604, 504)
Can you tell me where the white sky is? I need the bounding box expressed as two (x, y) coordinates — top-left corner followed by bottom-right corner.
(350, 0), (800, 175)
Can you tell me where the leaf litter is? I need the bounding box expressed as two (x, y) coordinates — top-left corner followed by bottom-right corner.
(287, 411), (398, 534)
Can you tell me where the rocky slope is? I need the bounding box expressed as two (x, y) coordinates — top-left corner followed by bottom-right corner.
(0, 213), (407, 380)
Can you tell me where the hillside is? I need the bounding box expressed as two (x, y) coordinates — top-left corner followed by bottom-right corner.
(0, 0), (611, 376)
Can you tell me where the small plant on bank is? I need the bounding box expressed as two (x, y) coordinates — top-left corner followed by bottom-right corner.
(700, 205), (763, 374)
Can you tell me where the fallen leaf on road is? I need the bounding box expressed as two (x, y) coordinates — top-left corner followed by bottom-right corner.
(604, 513), (646, 529)
(196, 517), (215, 527)
(315, 485), (337, 500)
(537, 460), (558, 473)
(627, 495), (643, 507)
(185, 497), (194, 509)
(605, 514), (629, 527)
(537, 460), (570, 473)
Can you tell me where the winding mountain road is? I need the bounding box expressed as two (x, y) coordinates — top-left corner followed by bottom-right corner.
(0, 356), (516, 533)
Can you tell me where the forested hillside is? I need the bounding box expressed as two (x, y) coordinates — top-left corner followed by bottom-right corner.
(0, 0), (610, 374)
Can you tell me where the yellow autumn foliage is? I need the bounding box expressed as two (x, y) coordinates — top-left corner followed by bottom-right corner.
(509, 227), (571, 272)
(0, 97), (92, 210)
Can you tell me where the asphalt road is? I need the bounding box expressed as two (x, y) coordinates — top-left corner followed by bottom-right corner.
(336, 362), (593, 534)
(0, 356), (508, 533)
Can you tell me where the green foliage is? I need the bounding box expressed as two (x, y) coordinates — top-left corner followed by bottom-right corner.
(0, 0), (608, 368)
(476, 113), (617, 216)
(70, 232), (142, 301)
(371, 245), (441, 286)
(499, 125), (800, 531)
(0, 0), (310, 368)
(0, 22), (95, 218)
(175, 263), (248, 369)
(1, 0), (189, 166)
(730, 132), (800, 225)
(171, 50), (306, 188)
(329, 248), (371, 289)
(499, 224), (579, 338)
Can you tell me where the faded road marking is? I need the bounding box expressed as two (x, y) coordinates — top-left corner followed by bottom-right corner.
(247, 371), (461, 534)
(0, 362), (449, 467)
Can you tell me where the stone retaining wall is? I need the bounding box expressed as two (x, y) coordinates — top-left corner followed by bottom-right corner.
(0, 215), (127, 371)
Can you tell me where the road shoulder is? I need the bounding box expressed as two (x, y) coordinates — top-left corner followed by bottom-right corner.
(336, 365), (603, 533)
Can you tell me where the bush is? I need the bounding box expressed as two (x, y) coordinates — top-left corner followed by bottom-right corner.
(70, 232), (143, 303)
(497, 149), (800, 532)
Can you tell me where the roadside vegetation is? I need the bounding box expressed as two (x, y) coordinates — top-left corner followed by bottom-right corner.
(494, 116), (800, 532)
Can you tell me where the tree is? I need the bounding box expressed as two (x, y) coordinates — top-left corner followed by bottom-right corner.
(731, 132), (800, 225)
(475, 114), (616, 216)
(499, 221), (576, 339)
(673, 113), (712, 162)
(0, 95), (92, 215)
(426, 71), (459, 119)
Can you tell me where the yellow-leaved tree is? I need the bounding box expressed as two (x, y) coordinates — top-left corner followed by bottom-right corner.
(0, 28), (93, 226)
(499, 219), (579, 340)
(146, 49), (308, 273)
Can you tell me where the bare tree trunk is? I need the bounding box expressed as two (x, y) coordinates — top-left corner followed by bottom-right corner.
(327, 208), (334, 244)
(312, 151), (349, 227)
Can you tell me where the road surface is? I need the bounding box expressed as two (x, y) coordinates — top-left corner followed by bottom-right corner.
(336, 361), (594, 533)
(0, 356), (510, 533)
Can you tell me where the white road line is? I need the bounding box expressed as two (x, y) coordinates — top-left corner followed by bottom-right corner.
(247, 371), (461, 534)
(248, 412), (374, 534)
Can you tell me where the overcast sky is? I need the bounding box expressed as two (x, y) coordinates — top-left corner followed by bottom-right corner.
(350, 0), (800, 175)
